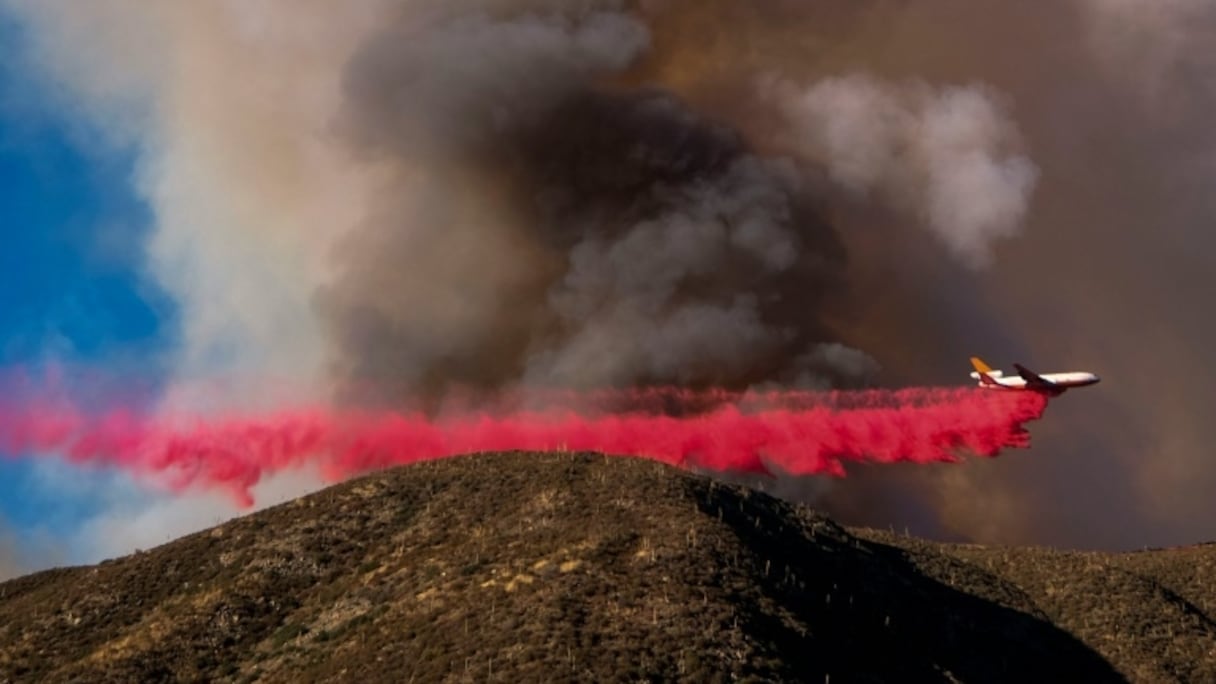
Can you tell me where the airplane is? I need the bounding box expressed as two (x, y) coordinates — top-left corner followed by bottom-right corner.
(969, 357), (1099, 396)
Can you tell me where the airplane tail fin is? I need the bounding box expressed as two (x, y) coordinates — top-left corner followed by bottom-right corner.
(970, 356), (1000, 386)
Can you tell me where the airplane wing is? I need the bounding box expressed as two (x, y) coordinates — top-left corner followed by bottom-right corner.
(1013, 363), (1056, 390)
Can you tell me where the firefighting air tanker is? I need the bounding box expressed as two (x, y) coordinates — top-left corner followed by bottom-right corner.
(969, 357), (1100, 396)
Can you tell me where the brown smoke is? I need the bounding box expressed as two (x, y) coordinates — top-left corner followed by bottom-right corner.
(628, 0), (1216, 547)
(0, 530), (25, 582)
(5, 0), (1215, 549)
(0, 520), (61, 582)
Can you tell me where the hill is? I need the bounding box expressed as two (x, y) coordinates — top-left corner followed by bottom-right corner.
(1, 452), (1214, 682)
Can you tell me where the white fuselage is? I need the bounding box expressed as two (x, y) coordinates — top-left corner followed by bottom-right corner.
(969, 371), (1100, 390)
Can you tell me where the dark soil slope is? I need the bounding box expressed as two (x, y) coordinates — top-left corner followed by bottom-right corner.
(1, 452), (1211, 682)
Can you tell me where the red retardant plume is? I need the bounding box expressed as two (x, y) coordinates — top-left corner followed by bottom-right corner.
(0, 387), (1049, 507)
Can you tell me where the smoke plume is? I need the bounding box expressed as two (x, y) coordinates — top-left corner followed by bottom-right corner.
(319, 6), (856, 400)
(2, 0), (1214, 551)
(773, 75), (1038, 267)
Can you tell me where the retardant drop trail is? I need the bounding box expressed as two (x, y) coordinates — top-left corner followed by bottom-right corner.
(0, 387), (1049, 506)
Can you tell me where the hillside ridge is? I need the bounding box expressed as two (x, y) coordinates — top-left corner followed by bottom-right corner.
(2, 452), (1213, 682)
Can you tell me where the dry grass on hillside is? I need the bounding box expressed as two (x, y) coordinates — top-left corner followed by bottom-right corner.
(1, 452), (1210, 682)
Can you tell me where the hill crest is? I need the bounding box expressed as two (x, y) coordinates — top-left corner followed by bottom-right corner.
(2, 452), (1213, 682)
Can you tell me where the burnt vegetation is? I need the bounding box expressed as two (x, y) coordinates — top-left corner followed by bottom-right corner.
(1, 452), (1212, 682)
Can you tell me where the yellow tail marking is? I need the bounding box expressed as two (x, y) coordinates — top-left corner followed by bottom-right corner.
(970, 356), (994, 374)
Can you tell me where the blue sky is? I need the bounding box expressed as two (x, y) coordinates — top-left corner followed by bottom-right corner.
(0, 16), (176, 548)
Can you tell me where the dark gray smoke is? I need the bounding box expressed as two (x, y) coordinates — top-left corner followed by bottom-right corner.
(316, 6), (865, 404)
(315, 3), (1033, 406)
